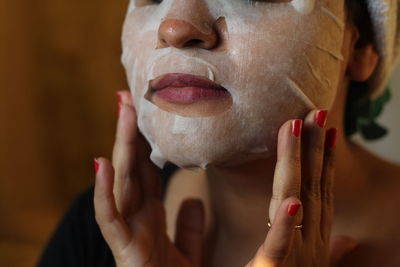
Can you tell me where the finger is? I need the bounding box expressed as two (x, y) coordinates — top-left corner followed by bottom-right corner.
(329, 235), (358, 266)
(94, 157), (132, 252)
(269, 120), (303, 225)
(300, 110), (328, 240)
(112, 101), (141, 218)
(175, 199), (205, 267)
(136, 132), (162, 200)
(116, 90), (161, 200)
(320, 128), (338, 241)
(252, 197), (302, 266)
(116, 90), (134, 106)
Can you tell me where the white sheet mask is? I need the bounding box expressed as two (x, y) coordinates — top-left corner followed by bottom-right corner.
(122, 0), (346, 169)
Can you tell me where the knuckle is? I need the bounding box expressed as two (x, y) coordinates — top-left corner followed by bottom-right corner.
(322, 189), (334, 203)
(313, 141), (325, 156)
(94, 213), (103, 225)
(287, 156), (301, 167)
(324, 150), (337, 169)
(271, 194), (286, 202)
(277, 156), (301, 168)
(327, 157), (336, 171)
(302, 186), (321, 200)
(271, 188), (300, 201)
(94, 213), (108, 228)
(302, 168), (322, 195)
(263, 246), (289, 262)
(302, 179), (321, 199)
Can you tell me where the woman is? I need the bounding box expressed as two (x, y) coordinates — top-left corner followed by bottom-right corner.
(39, 0), (400, 266)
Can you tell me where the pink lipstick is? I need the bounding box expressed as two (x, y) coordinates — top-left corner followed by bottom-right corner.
(150, 73), (230, 104)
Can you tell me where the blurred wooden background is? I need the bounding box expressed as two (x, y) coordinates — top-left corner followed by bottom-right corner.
(1, 0), (400, 266)
(1, 0), (128, 265)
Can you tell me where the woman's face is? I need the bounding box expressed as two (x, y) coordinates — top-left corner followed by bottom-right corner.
(122, 0), (346, 169)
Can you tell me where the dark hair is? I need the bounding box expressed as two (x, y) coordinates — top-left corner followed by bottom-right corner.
(345, 0), (391, 140)
(346, 0), (375, 48)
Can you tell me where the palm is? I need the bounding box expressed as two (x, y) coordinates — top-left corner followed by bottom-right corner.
(94, 91), (204, 267)
(118, 199), (195, 267)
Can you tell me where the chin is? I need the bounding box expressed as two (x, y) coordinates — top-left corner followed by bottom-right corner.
(138, 109), (281, 169)
(136, 74), (316, 169)
(149, 136), (274, 170)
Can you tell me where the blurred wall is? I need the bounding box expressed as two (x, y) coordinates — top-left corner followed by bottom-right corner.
(1, 0), (128, 266)
(1, 1), (399, 267)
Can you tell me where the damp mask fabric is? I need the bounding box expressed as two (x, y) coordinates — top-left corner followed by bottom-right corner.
(121, 0), (346, 169)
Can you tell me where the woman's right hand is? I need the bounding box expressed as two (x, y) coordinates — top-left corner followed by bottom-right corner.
(93, 90), (205, 267)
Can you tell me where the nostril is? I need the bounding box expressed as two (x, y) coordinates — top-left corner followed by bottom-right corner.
(186, 39), (204, 47)
(157, 19), (218, 50)
(160, 38), (168, 46)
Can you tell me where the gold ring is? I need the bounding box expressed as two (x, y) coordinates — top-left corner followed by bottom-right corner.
(267, 221), (303, 230)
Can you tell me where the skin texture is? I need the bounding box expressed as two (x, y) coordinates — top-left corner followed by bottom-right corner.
(93, 1), (400, 267)
(163, 12), (400, 267)
(94, 93), (346, 267)
(122, 0), (348, 169)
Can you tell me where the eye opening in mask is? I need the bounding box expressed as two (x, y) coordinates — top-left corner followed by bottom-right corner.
(135, 0), (163, 7)
(249, 0), (292, 2)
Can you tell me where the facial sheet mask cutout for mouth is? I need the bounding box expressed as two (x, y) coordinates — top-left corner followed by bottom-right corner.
(122, 0), (346, 169)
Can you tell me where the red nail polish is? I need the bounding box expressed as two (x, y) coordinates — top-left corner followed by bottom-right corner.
(116, 92), (123, 103)
(117, 102), (122, 118)
(326, 128), (338, 149)
(116, 92), (123, 118)
(292, 120), (303, 137)
(316, 110), (328, 128)
(94, 158), (100, 174)
(288, 203), (301, 217)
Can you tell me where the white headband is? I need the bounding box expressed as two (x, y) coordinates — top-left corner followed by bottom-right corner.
(367, 0), (400, 98)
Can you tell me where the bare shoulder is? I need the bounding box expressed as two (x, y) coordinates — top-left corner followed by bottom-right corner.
(371, 156), (400, 187)
(357, 142), (400, 185)
(365, 155), (400, 236)
(339, 154), (400, 266)
(366, 154), (400, 212)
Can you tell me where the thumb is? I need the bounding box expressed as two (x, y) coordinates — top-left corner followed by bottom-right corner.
(329, 235), (359, 266)
(174, 198), (205, 267)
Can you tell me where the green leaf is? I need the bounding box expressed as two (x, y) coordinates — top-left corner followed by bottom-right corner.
(360, 121), (388, 140)
(369, 99), (383, 117)
(345, 85), (392, 140)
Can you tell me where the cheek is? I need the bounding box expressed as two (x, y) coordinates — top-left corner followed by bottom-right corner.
(227, 17), (344, 109)
(121, 8), (160, 72)
(122, 27), (158, 104)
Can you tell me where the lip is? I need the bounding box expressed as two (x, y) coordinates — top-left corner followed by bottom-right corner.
(149, 73), (230, 104)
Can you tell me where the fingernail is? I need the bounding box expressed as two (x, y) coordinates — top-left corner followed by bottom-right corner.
(288, 203), (301, 217)
(116, 92), (123, 118)
(117, 102), (122, 118)
(116, 91), (123, 103)
(316, 110), (328, 128)
(94, 158), (100, 174)
(292, 120), (303, 137)
(326, 128), (338, 149)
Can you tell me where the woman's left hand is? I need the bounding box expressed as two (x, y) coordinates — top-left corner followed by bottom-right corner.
(246, 110), (357, 267)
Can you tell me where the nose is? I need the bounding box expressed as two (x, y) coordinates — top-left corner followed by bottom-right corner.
(157, 19), (218, 49)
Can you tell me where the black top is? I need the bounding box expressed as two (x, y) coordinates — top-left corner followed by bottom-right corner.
(37, 164), (178, 267)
